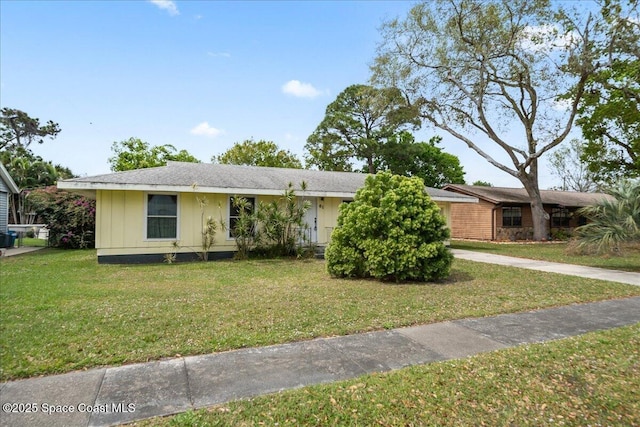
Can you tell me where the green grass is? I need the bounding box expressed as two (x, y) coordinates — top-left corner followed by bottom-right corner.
(452, 240), (640, 272)
(141, 324), (640, 427)
(17, 237), (48, 247)
(1, 249), (639, 381)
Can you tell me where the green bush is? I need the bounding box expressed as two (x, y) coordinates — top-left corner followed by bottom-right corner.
(326, 172), (452, 282)
(231, 183), (311, 259)
(27, 186), (95, 249)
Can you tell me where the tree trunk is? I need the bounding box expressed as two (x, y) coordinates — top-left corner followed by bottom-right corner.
(367, 156), (375, 174)
(519, 164), (549, 241)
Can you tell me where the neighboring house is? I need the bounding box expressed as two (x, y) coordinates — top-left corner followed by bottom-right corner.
(58, 162), (477, 263)
(443, 184), (613, 241)
(0, 163), (20, 234)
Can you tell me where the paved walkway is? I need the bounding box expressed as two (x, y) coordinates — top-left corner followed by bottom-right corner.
(1, 252), (640, 427)
(0, 246), (45, 258)
(452, 249), (640, 286)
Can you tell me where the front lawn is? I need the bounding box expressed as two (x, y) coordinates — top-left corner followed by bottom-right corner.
(1, 249), (639, 381)
(142, 324), (640, 426)
(452, 240), (640, 272)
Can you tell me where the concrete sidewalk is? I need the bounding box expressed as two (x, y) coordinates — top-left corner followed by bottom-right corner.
(0, 246), (45, 258)
(452, 249), (640, 286)
(1, 297), (639, 427)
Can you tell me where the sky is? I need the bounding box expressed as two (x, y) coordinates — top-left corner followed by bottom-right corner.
(1, 0), (568, 188)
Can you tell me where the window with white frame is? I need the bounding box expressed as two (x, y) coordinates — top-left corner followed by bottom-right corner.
(146, 194), (178, 239)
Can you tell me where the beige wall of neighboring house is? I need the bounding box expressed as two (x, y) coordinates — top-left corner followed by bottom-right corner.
(449, 199), (495, 240)
(445, 184), (611, 241)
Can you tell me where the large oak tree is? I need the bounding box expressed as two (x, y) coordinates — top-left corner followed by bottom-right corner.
(372, 0), (602, 240)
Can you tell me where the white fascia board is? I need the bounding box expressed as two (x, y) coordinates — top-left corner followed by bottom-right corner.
(57, 181), (477, 203)
(0, 163), (19, 193)
(57, 181), (358, 199)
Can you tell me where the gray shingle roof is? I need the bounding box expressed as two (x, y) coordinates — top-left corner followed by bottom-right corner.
(59, 162), (477, 202)
(443, 184), (613, 207)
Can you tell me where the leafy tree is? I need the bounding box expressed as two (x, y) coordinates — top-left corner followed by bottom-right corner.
(1, 148), (75, 224)
(326, 172), (452, 282)
(109, 137), (200, 171)
(472, 180), (493, 187)
(305, 84), (419, 173)
(574, 180), (640, 254)
(372, 0), (601, 240)
(549, 139), (600, 192)
(576, 0), (640, 184)
(0, 108), (61, 151)
(28, 186), (96, 249)
(374, 131), (465, 188)
(214, 139), (302, 168)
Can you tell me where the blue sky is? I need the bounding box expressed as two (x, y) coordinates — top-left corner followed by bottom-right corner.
(1, 0), (561, 188)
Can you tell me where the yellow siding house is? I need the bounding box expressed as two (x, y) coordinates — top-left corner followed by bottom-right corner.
(58, 162), (476, 263)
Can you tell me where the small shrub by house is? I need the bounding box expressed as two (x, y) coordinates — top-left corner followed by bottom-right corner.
(326, 172), (452, 282)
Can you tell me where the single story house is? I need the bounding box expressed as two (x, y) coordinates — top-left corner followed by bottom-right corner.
(0, 163), (19, 235)
(58, 162), (477, 263)
(442, 184), (613, 241)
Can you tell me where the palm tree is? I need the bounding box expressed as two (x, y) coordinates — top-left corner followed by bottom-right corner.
(575, 180), (640, 254)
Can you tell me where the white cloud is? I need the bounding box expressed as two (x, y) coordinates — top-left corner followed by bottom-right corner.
(190, 122), (223, 138)
(518, 24), (577, 52)
(552, 97), (573, 111)
(282, 80), (324, 98)
(149, 0), (179, 16)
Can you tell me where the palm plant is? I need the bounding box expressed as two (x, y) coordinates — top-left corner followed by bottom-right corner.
(575, 180), (640, 254)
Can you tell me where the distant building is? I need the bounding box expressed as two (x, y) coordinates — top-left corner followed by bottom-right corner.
(443, 184), (613, 241)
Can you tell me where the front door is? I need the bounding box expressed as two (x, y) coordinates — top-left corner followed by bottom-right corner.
(302, 198), (317, 243)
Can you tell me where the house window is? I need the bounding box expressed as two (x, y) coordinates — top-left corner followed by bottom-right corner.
(502, 207), (522, 227)
(551, 207), (571, 227)
(147, 194), (178, 239)
(229, 196), (255, 238)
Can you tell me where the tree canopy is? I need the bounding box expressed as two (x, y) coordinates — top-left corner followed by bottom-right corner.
(374, 132), (465, 188)
(214, 139), (302, 168)
(549, 139), (600, 192)
(1, 147), (76, 224)
(108, 137), (200, 171)
(305, 84), (419, 173)
(0, 108), (61, 151)
(372, 0), (609, 240)
(575, 0), (639, 184)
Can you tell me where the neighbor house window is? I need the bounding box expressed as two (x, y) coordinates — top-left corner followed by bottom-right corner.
(502, 207), (522, 227)
(551, 207), (571, 227)
(229, 196), (255, 238)
(147, 194), (178, 239)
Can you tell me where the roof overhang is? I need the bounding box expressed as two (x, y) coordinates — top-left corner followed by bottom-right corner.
(57, 181), (478, 203)
(0, 163), (20, 194)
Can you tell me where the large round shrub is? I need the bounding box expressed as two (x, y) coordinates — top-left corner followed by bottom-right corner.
(326, 172), (452, 282)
